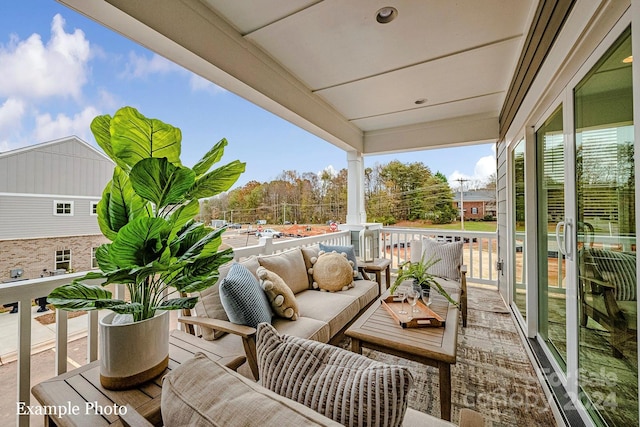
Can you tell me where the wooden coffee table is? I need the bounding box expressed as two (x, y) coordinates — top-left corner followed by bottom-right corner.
(31, 330), (245, 427)
(345, 290), (459, 421)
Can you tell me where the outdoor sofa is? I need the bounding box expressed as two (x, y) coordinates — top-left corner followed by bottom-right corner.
(178, 244), (381, 379)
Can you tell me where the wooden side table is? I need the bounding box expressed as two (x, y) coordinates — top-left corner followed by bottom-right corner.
(31, 330), (245, 427)
(358, 258), (392, 294)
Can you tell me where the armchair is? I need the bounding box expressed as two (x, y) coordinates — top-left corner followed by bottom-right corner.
(410, 238), (468, 327)
(579, 247), (637, 358)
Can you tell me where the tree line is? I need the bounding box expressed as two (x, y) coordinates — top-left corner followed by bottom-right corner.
(199, 160), (465, 225)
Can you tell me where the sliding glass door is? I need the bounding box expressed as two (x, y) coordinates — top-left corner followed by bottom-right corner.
(536, 105), (567, 370)
(574, 28), (637, 427)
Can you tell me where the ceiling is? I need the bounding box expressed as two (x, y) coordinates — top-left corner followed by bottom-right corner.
(57, 0), (536, 155)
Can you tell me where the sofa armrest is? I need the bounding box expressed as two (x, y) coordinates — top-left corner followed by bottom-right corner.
(459, 408), (485, 427)
(178, 316), (260, 379)
(119, 405), (154, 427)
(178, 316), (257, 339)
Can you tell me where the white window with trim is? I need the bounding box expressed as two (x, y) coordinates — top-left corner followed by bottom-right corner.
(90, 201), (99, 216)
(55, 249), (71, 272)
(54, 200), (74, 216)
(471, 207), (478, 214)
(91, 247), (99, 269)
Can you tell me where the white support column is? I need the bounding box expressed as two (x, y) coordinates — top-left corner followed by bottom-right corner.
(346, 151), (366, 225)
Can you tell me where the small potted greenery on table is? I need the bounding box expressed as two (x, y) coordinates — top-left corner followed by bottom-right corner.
(390, 252), (459, 307)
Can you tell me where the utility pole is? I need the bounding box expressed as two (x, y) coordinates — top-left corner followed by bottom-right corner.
(282, 203), (286, 225)
(456, 178), (469, 230)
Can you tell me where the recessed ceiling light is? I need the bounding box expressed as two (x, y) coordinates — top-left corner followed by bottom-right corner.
(623, 55), (633, 63)
(414, 98), (427, 105)
(376, 7), (398, 24)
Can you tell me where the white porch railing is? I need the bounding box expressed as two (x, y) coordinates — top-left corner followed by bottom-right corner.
(380, 227), (499, 286)
(0, 230), (351, 427)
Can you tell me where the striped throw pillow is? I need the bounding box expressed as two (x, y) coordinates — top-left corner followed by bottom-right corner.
(219, 263), (272, 328)
(256, 323), (412, 427)
(421, 238), (463, 281)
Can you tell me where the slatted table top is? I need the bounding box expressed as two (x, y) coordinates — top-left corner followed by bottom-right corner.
(32, 330), (245, 427)
(345, 290), (459, 364)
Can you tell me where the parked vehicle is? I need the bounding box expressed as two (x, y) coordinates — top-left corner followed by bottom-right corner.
(256, 228), (282, 238)
(228, 223), (242, 229)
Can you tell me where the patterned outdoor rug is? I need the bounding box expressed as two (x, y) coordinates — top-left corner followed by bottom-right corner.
(357, 286), (557, 426)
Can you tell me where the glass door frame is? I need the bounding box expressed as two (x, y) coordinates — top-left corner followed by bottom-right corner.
(505, 9), (640, 425)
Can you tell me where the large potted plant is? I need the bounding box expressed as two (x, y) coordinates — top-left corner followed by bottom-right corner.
(390, 253), (459, 306)
(47, 106), (245, 389)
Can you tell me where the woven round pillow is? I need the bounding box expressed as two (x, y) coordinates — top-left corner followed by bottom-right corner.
(309, 251), (355, 292)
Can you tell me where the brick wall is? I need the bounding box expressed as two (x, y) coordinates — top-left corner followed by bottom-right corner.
(0, 235), (110, 282)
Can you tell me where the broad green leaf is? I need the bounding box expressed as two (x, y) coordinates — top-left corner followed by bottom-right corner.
(98, 168), (149, 240)
(130, 158), (195, 209)
(155, 296), (198, 311)
(192, 138), (227, 178)
(169, 222), (209, 258)
(96, 187), (117, 241)
(182, 230), (223, 261)
(168, 200), (199, 241)
(110, 217), (172, 268)
(188, 160), (246, 199)
(48, 283), (113, 311)
(92, 114), (130, 172)
(95, 244), (118, 273)
(95, 301), (143, 314)
(111, 106), (182, 169)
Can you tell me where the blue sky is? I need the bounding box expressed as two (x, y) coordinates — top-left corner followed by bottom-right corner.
(0, 0), (495, 190)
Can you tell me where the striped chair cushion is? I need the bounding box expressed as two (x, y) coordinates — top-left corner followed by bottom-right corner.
(421, 238), (463, 281)
(588, 248), (637, 301)
(256, 323), (412, 427)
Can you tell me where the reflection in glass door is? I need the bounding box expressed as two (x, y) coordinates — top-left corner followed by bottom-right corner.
(536, 106), (567, 370)
(513, 139), (526, 318)
(574, 28), (637, 426)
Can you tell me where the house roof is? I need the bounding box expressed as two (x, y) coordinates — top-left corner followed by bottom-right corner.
(0, 135), (111, 163)
(452, 190), (496, 203)
(56, 0), (553, 155)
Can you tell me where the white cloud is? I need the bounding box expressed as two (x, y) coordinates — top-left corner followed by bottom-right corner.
(0, 98), (25, 137)
(318, 165), (337, 178)
(120, 52), (181, 79)
(0, 14), (90, 100)
(474, 155), (495, 179)
(34, 106), (100, 142)
(189, 74), (226, 94)
(448, 152), (496, 189)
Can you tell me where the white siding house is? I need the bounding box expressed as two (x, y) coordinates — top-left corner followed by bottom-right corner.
(0, 137), (113, 281)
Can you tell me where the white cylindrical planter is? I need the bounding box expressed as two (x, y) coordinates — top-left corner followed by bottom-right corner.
(99, 310), (169, 390)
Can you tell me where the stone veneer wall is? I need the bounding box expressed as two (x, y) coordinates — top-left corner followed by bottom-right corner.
(0, 235), (110, 282)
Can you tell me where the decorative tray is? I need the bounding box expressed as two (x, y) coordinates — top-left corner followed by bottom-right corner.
(381, 295), (445, 328)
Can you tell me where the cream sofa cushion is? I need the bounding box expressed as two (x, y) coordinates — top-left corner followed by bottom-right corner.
(259, 248), (309, 294)
(295, 290), (359, 337)
(162, 352), (341, 426)
(340, 279), (379, 310)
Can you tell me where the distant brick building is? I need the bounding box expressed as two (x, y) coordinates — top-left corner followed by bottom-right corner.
(452, 190), (496, 220)
(0, 137), (113, 282)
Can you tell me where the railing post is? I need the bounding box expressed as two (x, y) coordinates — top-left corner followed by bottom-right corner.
(17, 298), (31, 427)
(55, 309), (68, 375)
